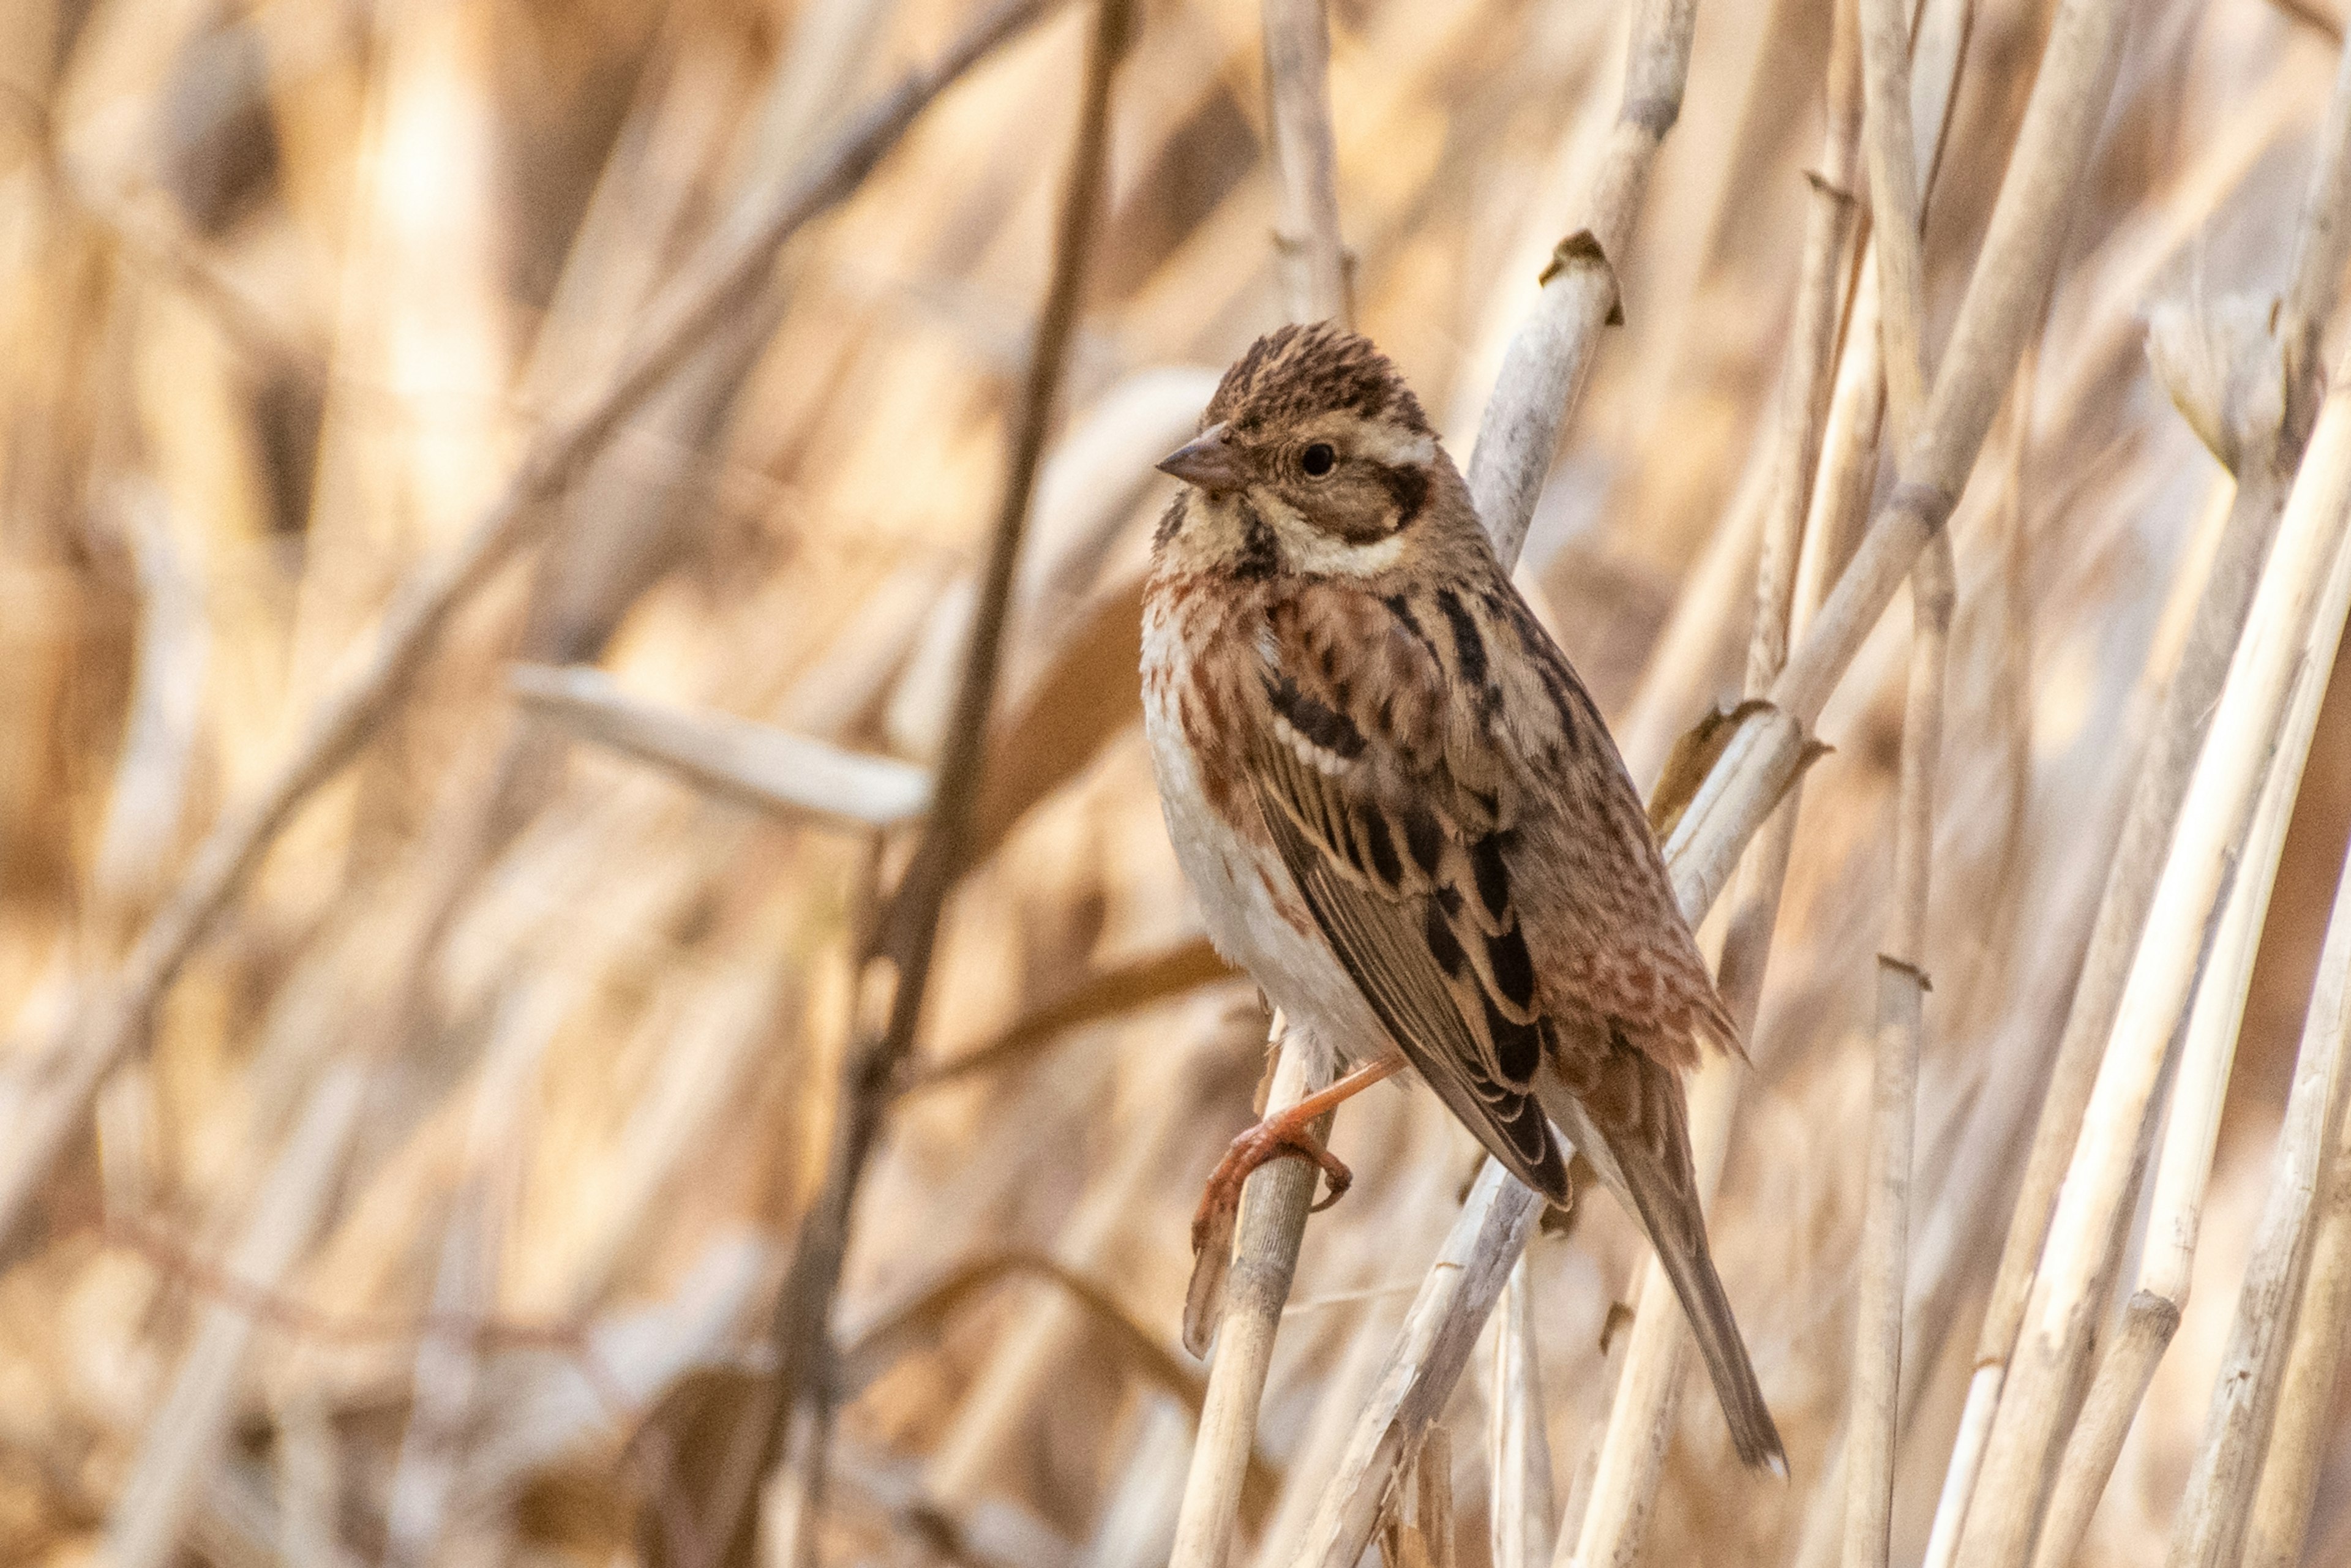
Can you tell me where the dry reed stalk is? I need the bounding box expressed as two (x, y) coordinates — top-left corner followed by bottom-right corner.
(1665, 0), (2128, 931)
(1167, 3), (1353, 1563)
(0, 0), (1064, 1264)
(1286, 1160), (1543, 1567)
(2019, 478), (2319, 1568)
(716, 4), (1130, 1561)
(509, 664), (934, 830)
(1949, 326), (2351, 1568)
(2025, 609), (2315, 1568)
(102, 1061), (372, 1568)
(1840, 0), (1941, 1555)
(1486, 1255), (1556, 1568)
(2163, 838), (2351, 1567)
(1843, 535), (1949, 1568)
(1927, 26), (2351, 1562)
(2241, 1106), (2351, 1568)
(1261, 0), (1349, 323)
(1464, 0), (1695, 569)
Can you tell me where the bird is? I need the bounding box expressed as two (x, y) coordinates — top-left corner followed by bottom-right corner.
(1139, 320), (1784, 1473)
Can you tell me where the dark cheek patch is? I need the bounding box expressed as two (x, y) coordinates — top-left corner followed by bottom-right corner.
(1378, 462), (1428, 529)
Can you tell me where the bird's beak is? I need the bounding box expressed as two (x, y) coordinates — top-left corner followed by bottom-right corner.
(1156, 422), (1244, 491)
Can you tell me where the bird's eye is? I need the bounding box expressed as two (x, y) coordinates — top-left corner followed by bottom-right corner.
(1301, 442), (1337, 478)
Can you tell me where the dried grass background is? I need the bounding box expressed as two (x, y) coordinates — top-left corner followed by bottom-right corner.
(2, 0), (2350, 1564)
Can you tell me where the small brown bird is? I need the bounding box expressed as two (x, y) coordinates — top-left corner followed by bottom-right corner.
(1141, 321), (1783, 1472)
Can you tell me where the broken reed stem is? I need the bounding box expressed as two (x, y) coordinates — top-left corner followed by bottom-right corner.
(2027, 595), (2315, 1568)
(716, 4), (1130, 1562)
(1466, 0), (1698, 568)
(1172, 1032), (1324, 1568)
(1488, 1255), (1556, 1568)
(0, 0), (1064, 1264)
(1169, 4), (1349, 1565)
(1843, 535), (1949, 1568)
(1927, 26), (2351, 1562)
(2165, 828), (2351, 1568)
(1261, 0), (1350, 323)
(1950, 326), (2351, 1568)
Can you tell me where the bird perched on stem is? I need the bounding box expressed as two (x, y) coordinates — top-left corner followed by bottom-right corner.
(1141, 321), (1784, 1473)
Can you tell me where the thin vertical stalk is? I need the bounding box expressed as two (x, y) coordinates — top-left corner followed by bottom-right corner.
(1488, 1257), (1556, 1568)
(1261, 0), (1349, 323)
(1843, 535), (1949, 1568)
(1842, 0), (1940, 1556)
(714, 4), (1131, 1561)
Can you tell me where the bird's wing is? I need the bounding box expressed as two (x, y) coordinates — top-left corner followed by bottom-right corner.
(1245, 582), (1570, 1199)
(1441, 576), (1738, 1063)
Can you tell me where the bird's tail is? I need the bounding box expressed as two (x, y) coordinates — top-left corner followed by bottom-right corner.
(1535, 1055), (1787, 1476)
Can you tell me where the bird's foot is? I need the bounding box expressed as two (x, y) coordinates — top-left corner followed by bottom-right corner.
(1190, 1106), (1354, 1256)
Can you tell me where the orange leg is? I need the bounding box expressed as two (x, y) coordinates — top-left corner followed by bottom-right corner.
(1191, 1054), (1404, 1254)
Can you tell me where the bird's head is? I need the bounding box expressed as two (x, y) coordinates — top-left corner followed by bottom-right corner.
(1152, 323), (1466, 579)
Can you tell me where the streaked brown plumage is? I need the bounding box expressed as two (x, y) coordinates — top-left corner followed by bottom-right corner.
(1141, 321), (1783, 1472)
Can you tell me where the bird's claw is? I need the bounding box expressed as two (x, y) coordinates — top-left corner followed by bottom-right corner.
(1190, 1112), (1355, 1255)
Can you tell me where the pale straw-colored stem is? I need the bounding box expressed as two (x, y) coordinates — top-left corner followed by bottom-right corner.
(1286, 1161), (1542, 1568)
(1466, 0), (1698, 568)
(1858, 0), (1928, 441)
(1842, 0), (1940, 1554)
(1951, 329), (2351, 1568)
(2241, 1117), (2351, 1568)
(1843, 533), (1950, 1568)
(2164, 825), (2351, 1567)
(1260, 0), (1349, 323)
(1488, 1255), (1557, 1568)
(2027, 556), (2319, 1568)
(1174, 1032), (1327, 1568)
(0, 0), (1065, 1266)
(1169, 4), (1351, 1563)
(1930, 23), (2351, 1562)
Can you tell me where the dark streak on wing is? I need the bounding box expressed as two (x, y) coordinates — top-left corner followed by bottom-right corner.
(1251, 741), (1569, 1202)
(1264, 673), (1367, 760)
